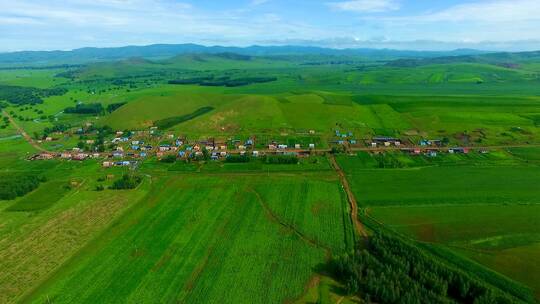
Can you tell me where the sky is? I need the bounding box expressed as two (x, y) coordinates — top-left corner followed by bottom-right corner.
(1, 0), (540, 52)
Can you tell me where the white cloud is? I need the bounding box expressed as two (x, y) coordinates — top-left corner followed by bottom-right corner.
(328, 0), (399, 13)
(413, 0), (540, 23)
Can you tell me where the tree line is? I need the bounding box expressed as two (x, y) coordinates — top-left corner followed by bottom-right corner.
(0, 84), (66, 105)
(0, 174), (45, 200)
(330, 229), (534, 303)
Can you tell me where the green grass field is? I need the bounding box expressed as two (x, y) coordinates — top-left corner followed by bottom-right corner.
(23, 173), (353, 303)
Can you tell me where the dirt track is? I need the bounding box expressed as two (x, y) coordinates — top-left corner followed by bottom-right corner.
(2, 110), (51, 153)
(329, 154), (368, 240)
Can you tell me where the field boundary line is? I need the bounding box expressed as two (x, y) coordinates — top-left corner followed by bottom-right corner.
(247, 187), (332, 257)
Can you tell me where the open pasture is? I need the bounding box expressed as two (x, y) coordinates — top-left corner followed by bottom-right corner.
(25, 173), (353, 304)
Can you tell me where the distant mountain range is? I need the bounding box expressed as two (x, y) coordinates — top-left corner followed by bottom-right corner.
(0, 44), (493, 67)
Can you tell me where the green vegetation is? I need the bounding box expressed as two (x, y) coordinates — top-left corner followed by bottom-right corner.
(64, 103), (104, 115)
(331, 230), (534, 303)
(0, 174), (45, 200)
(110, 174), (142, 190)
(1, 47), (540, 303)
(6, 181), (71, 212)
(26, 174), (352, 303)
(0, 84), (66, 105)
(153, 106), (214, 129)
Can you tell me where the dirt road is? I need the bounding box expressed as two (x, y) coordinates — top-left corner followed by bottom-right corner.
(2, 110), (51, 153)
(329, 154), (368, 240)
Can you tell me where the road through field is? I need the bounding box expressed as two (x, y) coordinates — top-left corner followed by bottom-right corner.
(329, 154), (368, 240)
(2, 110), (51, 153)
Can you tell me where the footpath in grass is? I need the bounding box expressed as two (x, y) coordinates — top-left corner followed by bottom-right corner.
(26, 173), (354, 304)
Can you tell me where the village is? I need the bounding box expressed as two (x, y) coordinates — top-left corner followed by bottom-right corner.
(28, 122), (481, 167)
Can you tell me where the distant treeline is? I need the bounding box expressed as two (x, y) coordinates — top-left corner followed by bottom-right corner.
(0, 64), (84, 71)
(0, 85), (67, 105)
(0, 174), (45, 200)
(65, 103), (104, 115)
(154, 106), (214, 129)
(64, 102), (127, 115)
(331, 227), (535, 304)
(106, 102), (127, 113)
(168, 76), (277, 87)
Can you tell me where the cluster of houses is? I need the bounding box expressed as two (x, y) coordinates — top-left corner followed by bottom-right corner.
(334, 130), (358, 145)
(31, 123), (486, 166)
(369, 137), (402, 148)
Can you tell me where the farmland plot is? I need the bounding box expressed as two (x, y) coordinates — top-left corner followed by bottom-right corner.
(26, 173), (353, 304)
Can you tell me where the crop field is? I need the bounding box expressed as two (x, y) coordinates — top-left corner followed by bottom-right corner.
(23, 173), (353, 303)
(337, 150), (540, 298)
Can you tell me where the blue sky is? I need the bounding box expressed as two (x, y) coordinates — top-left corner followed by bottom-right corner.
(1, 0), (540, 52)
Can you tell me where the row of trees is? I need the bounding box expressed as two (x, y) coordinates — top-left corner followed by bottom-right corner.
(331, 231), (531, 304)
(169, 76), (277, 87)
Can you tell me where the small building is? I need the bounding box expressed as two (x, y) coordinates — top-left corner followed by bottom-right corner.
(309, 130), (315, 134)
(268, 144), (277, 150)
(73, 153), (88, 161)
(294, 144), (301, 149)
(309, 144), (315, 149)
(132, 140), (140, 145)
(371, 142), (377, 148)
(86, 139), (95, 144)
(384, 142), (391, 147)
(238, 145), (246, 150)
(413, 148), (421, 154)
(140, 152), (147, 158)
(159, 145), (171, 152)
(102, 161), (113, 168)
(61, 153), (72, 159)
(113, 152), (123, 158)
(45, 137), (53, 141)
(278, 144), (288, 149)
(253, 151), (260, 157)
(350, 140), (357, 145)
(220, 151), (227, 157)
